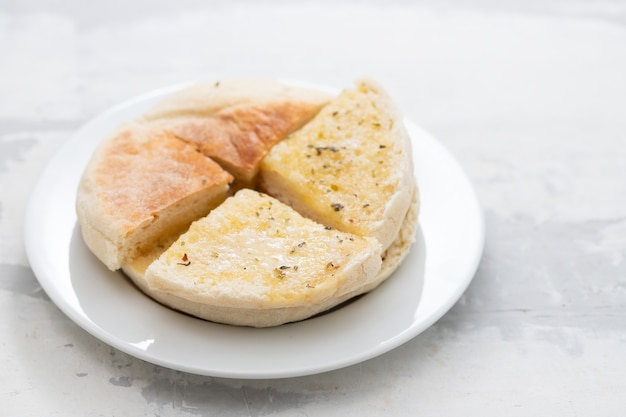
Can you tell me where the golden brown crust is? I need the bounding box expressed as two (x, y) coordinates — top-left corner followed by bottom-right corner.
(158, 101), (324, 185)
(76, 126), (233, 270)
(89, 127), (231, 228)
(141, 79), (332, 186)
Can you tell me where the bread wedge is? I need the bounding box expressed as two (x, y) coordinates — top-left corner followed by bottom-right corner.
(122, 185), (418, 327)
(141, 79), (332, 186)
(127, 189), (382, 326)
(259, 79), (415, 250)
(76, 125), (233, 271)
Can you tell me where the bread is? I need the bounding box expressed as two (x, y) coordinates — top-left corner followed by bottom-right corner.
(141, 79), (332, 186)
(77, 78), (419, 327)
(76, 125), (233, 271)
(259, 79), (415, 250)
(141, 189), (382, 324)
(77, 79), (330, 271)
(122, 187), (418, 327)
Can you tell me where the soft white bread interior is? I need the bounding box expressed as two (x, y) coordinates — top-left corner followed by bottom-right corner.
(259, 79), (415, 251)
(124, 189), (382, 326)
(76, 125), (233, 270)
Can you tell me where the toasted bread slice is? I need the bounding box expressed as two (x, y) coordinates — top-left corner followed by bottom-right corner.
(76, 125), (233, 271)
(259, 79), (415, 250)
(141, 79), (331, 186)
(122, 186), (417, 327)
(125, 189), (382, 327)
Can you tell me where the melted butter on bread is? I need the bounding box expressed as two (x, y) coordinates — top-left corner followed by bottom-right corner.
(260, 79), (415, 250)
(145, 189), (382, 310)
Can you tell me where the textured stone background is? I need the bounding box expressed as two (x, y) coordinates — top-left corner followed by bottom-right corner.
(2, 1), (625, 415)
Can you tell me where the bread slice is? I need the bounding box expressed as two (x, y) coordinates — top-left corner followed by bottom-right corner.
(76, 125), (233, 271)
(141, 79), (332, 186)
(122, 189), (382, 327)
(122, 186), (417, 327)
(259, 79), (415, 250)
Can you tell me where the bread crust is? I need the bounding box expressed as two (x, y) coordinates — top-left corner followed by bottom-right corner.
(142, 79), (332, 186)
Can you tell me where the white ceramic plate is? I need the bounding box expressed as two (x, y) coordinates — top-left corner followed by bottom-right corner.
(24, 80), (484, 379)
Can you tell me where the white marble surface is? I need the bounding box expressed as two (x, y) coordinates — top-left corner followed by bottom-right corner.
(2, 0), (626, 415)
